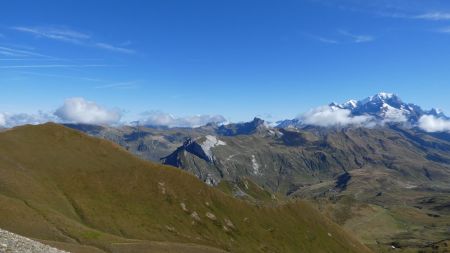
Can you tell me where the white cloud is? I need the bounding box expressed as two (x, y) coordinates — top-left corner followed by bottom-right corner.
(299, 106), (374, 127)
(418, 115), (450, 132)
(54, 97), (121, 125)
(0, 112), (55, 128)
(138, 111), (226, 128)
(0, 100), (223, 128)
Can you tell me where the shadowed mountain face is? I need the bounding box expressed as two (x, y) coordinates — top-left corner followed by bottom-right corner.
(164, 125), (450, 191)
(0, 123), (371, 253)
(63, 123), (217, 162)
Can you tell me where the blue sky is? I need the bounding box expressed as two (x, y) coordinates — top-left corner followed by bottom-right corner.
(2, 0), (450, 125)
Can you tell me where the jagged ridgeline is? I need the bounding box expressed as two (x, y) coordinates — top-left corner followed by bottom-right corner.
(0, 123), (372, 253)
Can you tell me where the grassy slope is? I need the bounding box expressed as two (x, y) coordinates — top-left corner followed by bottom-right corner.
(293, 128), (450, 252)
(0, 123), (372, 253)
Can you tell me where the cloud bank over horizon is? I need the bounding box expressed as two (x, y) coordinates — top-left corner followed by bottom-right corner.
(293, 95), (450, 133)
(0, 97), (227, 128)
(0, 112), (56, 128)
(137, 111), (227, 128)
(299, 106), (374, 127)
(3, 95), (450, 133)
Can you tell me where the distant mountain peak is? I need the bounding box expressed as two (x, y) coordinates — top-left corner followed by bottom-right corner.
(216, 117), (269, 136)
(251, 117), (265, 124)
(358, 92), (399, 105)
(372, 92), (395, 100)
(278, 92), (448, 129)
(342, 99), (358, 109)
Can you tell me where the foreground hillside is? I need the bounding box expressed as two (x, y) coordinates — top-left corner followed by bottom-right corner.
(0, 123), (371, 253)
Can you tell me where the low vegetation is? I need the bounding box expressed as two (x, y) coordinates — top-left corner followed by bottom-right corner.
(0, 123), (372, 253)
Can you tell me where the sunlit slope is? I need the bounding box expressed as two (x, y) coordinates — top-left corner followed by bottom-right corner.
(0, 123), (371, 253)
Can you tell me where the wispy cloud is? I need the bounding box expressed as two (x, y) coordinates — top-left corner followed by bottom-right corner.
(12, 26), (90, 44)
(309, 34), (339, 44)
(0, 58), (51, 61)
(15, 71), (103, 82)
(436, 26), (450, 34)
(0, 46), (53, 58)
(309, 0), (450, 25)
(414, 12), (450, 21)
(306, 30), (374, 44)
(379, 11), (450, 21)
(338, 30), (374, 43)
(95, 81), (139, 89)
(95, 43), (135, 54)
(12, 25), (135, 54)
(0, 64), (112, 69)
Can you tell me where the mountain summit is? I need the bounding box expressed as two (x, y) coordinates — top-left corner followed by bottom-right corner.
(279, 92), (448, 128)
(336, 92), (422, 123)
(216, 117), (268, 136)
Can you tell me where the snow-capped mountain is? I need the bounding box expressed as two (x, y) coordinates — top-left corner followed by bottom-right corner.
(335, 92), (423, 123)
(278, 92), (448, 128)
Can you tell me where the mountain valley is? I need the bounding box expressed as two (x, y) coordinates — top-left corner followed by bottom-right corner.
(65, 93), (450, 252)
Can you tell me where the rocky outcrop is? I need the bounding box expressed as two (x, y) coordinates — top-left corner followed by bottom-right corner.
(0, 228), (68, 253)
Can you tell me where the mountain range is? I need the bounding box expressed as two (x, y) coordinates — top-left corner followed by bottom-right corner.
(60, 93), (450, 253)
(1, 93), (449, 252)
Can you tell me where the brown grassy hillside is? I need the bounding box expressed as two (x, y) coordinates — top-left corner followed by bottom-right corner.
(0, 123), (372, 253)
